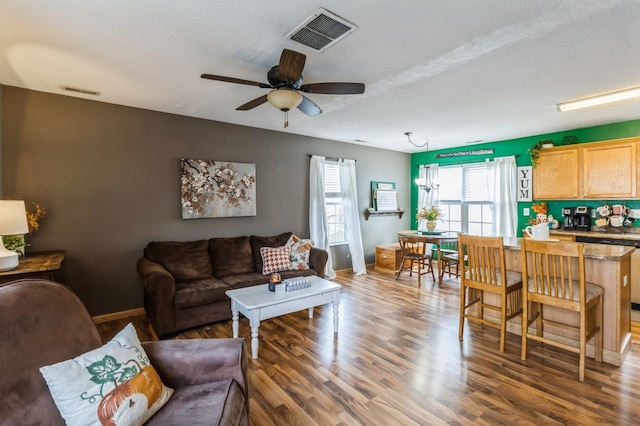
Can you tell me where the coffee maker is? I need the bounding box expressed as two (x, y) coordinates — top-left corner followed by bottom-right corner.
(574, 206), (591, 232)
(562, 207), (576, 230)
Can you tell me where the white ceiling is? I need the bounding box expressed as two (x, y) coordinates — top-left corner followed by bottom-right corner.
(2, 0), (640, 153)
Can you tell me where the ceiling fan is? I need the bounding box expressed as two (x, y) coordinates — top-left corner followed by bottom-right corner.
(201, 48), (365, 127)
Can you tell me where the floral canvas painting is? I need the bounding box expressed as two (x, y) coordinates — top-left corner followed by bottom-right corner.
(181, 159), (256, 218)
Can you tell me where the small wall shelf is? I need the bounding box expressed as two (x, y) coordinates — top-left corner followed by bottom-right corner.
(364, 209), (404, 220)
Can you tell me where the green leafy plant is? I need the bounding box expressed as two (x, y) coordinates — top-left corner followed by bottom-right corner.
(416, 206), (444, 222)
(528, 139), (553, 167)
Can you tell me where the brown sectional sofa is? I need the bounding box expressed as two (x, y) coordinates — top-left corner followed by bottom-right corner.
(137, 232), (328, 337)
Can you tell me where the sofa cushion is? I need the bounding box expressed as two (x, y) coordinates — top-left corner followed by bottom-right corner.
(286, 234), (314, 270)
(279, 269), (318, 280)
(221, 269), (317, 290)
(209, 236), (255, 278)
(39, 323), (173, 426)
(174, 278), (231, 309)
(146, 379), (246, 426)
(146, 240), (213, 281)
(250, 232), (292, 272)
(221, 272), (271, 289)
(260, 246), (292, 274)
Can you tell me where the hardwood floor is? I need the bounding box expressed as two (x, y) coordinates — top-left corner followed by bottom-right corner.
(98, 268), (640, 425)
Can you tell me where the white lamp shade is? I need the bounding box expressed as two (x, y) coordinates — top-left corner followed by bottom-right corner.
(267, 89), (303, 111)
(0, 200), (29, 236)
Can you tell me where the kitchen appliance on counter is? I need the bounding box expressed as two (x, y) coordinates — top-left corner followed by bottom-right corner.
(562, 207), (576, 230)
(575, 206), (591, 232)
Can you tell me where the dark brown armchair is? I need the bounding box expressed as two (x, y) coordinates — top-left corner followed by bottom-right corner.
(0, 279), (249, 425)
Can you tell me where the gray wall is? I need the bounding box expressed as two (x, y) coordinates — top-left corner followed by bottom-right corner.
(1, 86), (410, 315)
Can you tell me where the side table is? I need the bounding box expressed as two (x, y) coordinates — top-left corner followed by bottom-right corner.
(0, 250), (65, 284)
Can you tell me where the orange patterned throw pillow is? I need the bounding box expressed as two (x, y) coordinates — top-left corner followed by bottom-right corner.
(286, 234), (314, 270)
(39, 323), (173, 426)
(260, 246), (292, 274)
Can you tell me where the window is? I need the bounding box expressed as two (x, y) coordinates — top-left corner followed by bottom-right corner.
(437, 162), (493, 235)
(324, 162), (346, 244)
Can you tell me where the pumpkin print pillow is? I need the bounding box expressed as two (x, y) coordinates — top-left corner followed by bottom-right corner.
(286, 234), (314, 270)
(40, 323), (173, 426)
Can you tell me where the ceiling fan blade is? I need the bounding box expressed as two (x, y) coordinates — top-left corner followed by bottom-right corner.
(201, 74), (271, 88)
(279, 49), (306, 83)
(236, 94), (269, 111)
(300, 82), (365, 94)
(297, 95), (322, 116)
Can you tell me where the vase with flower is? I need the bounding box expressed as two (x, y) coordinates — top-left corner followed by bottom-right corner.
(2, 202), (46, 256)
(417, 206), (444, 231)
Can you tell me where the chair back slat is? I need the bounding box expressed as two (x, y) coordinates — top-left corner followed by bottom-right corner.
(398, 235), (430, 257)
(522, 239), (585, 307)
(459, 234), (505, 288)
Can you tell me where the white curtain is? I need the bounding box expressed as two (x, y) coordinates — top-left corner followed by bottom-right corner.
(487, 156), (518, 236)
(309, 155), (335, 279)
(417, 164), (439, 230)
(338, 159), (367, 275)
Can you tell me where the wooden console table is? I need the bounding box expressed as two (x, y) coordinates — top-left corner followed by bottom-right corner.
(0, 250), (65, 284)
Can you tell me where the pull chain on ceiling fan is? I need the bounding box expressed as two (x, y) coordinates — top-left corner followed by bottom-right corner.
(201, 49), (365, 128)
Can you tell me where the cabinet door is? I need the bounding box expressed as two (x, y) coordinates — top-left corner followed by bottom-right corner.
(582, 142), (637, 199)
(533, 148), (579, 199)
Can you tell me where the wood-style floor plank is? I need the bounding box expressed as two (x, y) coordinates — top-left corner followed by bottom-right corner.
(98, 267), (640, 425)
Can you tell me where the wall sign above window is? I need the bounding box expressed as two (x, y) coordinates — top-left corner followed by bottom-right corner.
(435, 149), (494, 159)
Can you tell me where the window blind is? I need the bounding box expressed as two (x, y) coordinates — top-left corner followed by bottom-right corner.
(324, 162), (341, 193)
(463, 163), (490, 202)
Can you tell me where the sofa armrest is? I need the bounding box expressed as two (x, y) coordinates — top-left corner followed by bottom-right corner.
(309, 247), (328, 278)
(137, 257), (176, 299)
(141, 338), (249, 404)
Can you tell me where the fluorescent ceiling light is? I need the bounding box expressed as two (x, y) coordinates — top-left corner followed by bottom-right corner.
(557, 86), (640, 112)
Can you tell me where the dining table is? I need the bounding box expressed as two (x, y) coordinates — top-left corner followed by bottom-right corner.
(397, 230), (459, 283)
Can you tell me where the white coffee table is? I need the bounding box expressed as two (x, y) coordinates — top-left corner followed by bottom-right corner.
(225, 275), (341, 359)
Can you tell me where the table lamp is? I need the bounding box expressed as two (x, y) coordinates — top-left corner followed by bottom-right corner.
(0, 200), (29, 271)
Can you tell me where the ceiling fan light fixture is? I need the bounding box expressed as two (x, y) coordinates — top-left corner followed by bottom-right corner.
(267, 89), (303, 111)
(267, 89), (303, 128)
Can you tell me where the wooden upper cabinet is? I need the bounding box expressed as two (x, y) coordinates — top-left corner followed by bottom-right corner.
(533, 147), (579, 199)
(582, 141), (637, 199)
(533, 137), (640, 200)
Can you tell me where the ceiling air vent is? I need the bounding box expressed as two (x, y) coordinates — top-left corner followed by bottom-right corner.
(61, 85), (100, 96)
(287, 8), (358, 52)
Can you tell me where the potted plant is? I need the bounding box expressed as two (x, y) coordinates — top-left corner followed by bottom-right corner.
(417, 206), (444, 231)
(528, 139), (554, 167)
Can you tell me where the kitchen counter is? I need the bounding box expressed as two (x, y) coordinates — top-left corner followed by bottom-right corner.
(550, 228), (640, 242)
(506, 236), (635, 260)
(500, 237), (632, 366)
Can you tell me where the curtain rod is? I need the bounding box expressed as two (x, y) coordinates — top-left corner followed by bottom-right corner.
(308, 154), (356, 162)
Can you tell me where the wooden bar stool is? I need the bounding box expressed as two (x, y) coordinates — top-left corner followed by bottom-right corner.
(458, 234), (523, 353)
(520, 239), (603, 381)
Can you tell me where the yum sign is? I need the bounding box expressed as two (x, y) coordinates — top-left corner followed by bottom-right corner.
(517, 166), (532, 202)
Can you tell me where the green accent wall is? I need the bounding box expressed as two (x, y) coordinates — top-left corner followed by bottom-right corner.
(410, 118), (640, 234)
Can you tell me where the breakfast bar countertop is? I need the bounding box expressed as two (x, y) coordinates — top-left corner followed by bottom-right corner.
(503, 237), (634, 261)
(500, 236), (632, 366)
(550, 228), (640, 242)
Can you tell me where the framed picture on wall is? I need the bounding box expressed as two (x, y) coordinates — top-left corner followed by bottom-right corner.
(180, 158), (256, 219)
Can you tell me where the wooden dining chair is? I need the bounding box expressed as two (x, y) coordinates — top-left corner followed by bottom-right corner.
(439, 241), (461, 279)
(520, 239), (603, 382)
(458, 234), (523, 353)
(395, 234), (435, 286)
